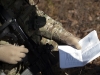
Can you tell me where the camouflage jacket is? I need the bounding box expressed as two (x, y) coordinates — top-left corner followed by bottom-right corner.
(0, 0), (75, 75)
(0, 0), (75, 51)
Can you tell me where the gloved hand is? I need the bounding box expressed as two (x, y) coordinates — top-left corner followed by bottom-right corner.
(0, 44), (28, 64)
(39, 22), (81, 50)
(64, 36), (81, 50)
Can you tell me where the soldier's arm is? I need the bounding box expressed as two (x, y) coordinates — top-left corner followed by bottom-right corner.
(34, 4), (81, 50)
(39, 14), (81, 50)
(0, 0), (81, 50)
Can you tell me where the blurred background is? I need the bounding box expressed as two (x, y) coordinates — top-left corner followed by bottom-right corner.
(37, 0), (100, 75)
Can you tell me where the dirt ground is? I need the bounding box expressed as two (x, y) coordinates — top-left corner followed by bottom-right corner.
(37, 0), (100, 75)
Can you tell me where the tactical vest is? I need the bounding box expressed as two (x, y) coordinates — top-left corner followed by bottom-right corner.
(0, 0), (47, 44)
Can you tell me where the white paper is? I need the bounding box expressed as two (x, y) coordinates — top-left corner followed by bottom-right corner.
(58, 30), (100, 68)
(59, 46), (82, 68)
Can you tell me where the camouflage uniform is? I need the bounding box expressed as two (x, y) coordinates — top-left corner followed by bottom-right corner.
(0, 0), (79, 75)
(0, 0), (76, 51)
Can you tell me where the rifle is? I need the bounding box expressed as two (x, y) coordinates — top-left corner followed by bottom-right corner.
(0, 5), (57, 75)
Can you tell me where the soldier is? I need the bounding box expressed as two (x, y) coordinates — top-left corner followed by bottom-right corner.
(0, 0), (81, 75)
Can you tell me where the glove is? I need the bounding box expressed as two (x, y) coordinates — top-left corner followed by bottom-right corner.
(64, 36), (81, 50)
(39, 16), (81, 50)
(0, 44), (28, 64)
